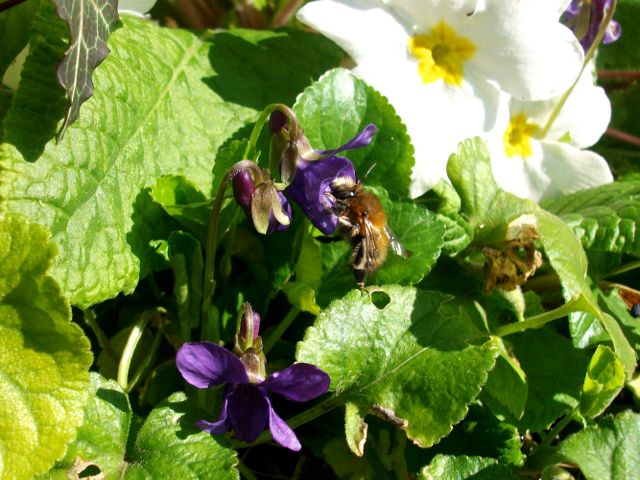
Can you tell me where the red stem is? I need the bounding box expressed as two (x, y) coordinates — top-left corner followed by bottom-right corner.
(598, 70), (640, 80)
(606, 127), (640, 148)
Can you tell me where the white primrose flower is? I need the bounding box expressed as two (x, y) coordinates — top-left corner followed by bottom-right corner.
(297, 0), (584, 197)
(487, 64), (613, 201)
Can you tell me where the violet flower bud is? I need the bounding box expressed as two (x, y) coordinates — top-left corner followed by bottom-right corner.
(229, 161), (292, 234)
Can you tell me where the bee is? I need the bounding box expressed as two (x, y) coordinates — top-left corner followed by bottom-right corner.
(330, 177), (410, 288)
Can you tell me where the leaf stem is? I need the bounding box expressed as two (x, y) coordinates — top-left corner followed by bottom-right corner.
(536, 408), (577, 453)
(83, 309), (118, 365)
(262, 306), (301, 355)
(494, 296), (588, 337)
(237, 461), (259, 480)
(538, 0), (617, 138)
(602, 259), (640, 278)
(118, 312), (152, 391)
(127, 328), (163, 391)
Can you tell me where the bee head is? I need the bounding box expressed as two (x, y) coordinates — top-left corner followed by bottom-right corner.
(331, 176), (359, 200)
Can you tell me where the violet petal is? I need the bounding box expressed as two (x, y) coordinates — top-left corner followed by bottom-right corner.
(227, 384), (270, 443)
(231, 169), (255, 215)
(176, 342), (249, 388)
(266, 396), (301, 451)
(285, 156), (356, 235)
(262, 363), (330, 402)
(196, 393), (230, 434)
(315, 124), (376, 156)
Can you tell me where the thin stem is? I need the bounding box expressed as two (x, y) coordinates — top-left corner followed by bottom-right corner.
(536, 408), (577, 452)
(598, 70), (640, 80)
(237, 461), (259, 480)
(118, 313), (151, 391)
(271, 0), (304, 27)
(262, 307), (301, 355)
(603, 259), (640, 278)
(539, 0), (617, 138)
(494, 296), (588, 337)
(605, 127), (640, 148)
(83, 309), (119, 365)
(0, 0), (26, 13)
(201, 173), (232, 328)
(127, 329), (163, 392)
(244, 103), (298, 161)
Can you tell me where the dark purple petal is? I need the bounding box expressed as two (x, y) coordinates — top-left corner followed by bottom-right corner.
(262, 363), (330, 402)
(270, 110), (288, 134)
(285, 156), (356, 235)
(315, 124), (376, 156)
(231, 169), (255, 215)
(176, 342), (249, 388)
(561, 0), (620, 52)
(267, 192), (293, 233)
(266, 397), (301, 451)
(196, 393), (230, 434)
(227, 384), (270, 443)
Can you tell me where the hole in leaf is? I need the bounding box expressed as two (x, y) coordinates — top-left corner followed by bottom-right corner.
(371, 291), (390, 309)
(79, 464), (102, 478)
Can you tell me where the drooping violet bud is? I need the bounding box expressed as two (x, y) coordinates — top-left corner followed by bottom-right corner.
(270, 110), (288, 134)
(229, 161), (292, 234)
(561, 0), (621, 52)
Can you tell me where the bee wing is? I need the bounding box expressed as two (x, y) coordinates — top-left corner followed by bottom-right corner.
(351, 219), (379, 272)
(384, 226), (411, 258)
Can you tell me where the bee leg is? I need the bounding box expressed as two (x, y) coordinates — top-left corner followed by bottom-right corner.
(314, 235), (342, 244)
(353, 268), (367, 290)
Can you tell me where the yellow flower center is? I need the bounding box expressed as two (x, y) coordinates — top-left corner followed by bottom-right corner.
(408, 20), (476, 86)
(503, 114), (540, 158)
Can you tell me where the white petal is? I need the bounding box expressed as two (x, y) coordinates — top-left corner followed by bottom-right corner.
(535, 142), (613, 198)
(385, 0), (481, 31)
(547, 65), (611, 148)
(492, 140), (613, 201)
(297, 0), (410, 63)
(468, 0), (583, 101)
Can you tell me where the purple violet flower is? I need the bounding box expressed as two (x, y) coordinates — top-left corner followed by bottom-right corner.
(285, 124), (377, 234)
(561, 0), (621, 52)
(176, 341), (330, 450)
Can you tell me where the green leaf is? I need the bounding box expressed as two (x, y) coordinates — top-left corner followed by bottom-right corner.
(429, 406), (524, 467)
(150, 175), (211, 243)
(294, 68), (414, 197)
(559, 411), (640, 480)
(541, 180), (640, 256)
(447, 138), (637, 378)
(0, 0), (39, 80)
(297, 286), (499, 448)
(123, 392), (239, 479)
(52, 0), (120, 140)
(283, 227), (322, 314)
(480, 345), (527, 421)
(0, 15), (341, 308)
(0, 213), (92, 479)
(44, 372), (131, 479)
(316, 191), (444, 306)
(168, 231), (204, 333)
(509, 329), (589, 433)
(579, 345), (625, 419)
(420, 455), (517, 480)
